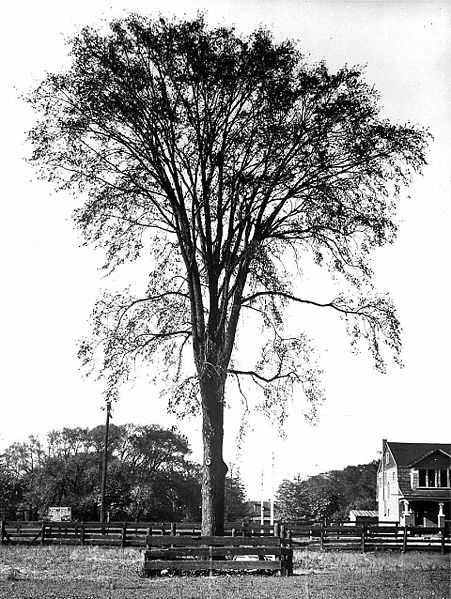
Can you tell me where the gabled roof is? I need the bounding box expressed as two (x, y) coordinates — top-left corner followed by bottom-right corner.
(386, 442), (451, 467)
(408, 448), (451, 467)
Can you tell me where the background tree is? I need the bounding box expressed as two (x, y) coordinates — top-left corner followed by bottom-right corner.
(327, 461), (378, 519)
(276, 460), (377, 522)
(0, 424), (200, 521)
(0, 462), (25, 520)
(28, 15), (429, 534)
(107, 424), (201, 521)
(224, 474), (247, 521)
(276, 478), (311, 521)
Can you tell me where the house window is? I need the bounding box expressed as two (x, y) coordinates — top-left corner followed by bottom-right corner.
(385, 452), (389, 465)
(418, 468), (451, 488)
(419, 469), (426, 486)
(439, 469), (449, 487)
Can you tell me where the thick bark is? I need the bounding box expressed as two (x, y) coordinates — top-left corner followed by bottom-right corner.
(100, 405), (111, 523)
(195, 259), (251, 535)
(199, 367), (228, 536)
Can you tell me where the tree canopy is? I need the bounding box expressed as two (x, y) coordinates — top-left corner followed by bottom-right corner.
(276, 460), (378, 522)
(0, 424), (201, 521)
(27, 14), (429, 533)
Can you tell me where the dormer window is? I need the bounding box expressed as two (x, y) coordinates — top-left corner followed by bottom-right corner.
(439, 469), (448, 487)
(418, 468), (451, 488)
(385, 452), (389, 465)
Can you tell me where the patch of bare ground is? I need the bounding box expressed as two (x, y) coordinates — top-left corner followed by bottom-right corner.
(0, 546), (449, 598)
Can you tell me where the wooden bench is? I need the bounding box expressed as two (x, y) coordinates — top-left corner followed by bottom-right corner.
(142, 535), (293, 576)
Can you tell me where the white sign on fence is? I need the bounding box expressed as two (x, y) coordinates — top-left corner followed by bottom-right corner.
(48, 507), (72, 522)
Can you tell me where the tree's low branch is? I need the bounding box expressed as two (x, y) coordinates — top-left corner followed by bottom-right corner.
(100, 211), (173, 234)
(132, 329), (191, 343)
(241, 290), (367, 316)
(228, 368), (299, 384)
(115, 293), (189, 329)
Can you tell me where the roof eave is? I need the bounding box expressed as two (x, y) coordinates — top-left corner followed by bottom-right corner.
(407, 448), (451, 468)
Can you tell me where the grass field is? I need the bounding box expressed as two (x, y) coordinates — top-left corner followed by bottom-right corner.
(0, 545), (449, 598)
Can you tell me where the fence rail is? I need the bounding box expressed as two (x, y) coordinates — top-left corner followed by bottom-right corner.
(0, 521), (277, 547)
(1, 520), (449, 552)
(290, 524), (450, 553)
(143, 535), (294, 576)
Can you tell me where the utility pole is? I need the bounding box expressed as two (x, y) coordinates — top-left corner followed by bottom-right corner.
(260, 469), (265, 526)
(100, 401), (111, 523)
(270, 451), (275, 526)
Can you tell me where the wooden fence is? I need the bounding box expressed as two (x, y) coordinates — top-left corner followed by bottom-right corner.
(0, 521), (278, 547)
(290, 524), (450, 553)
(1, 520), (449, 553)
(143, 535), (293, 576)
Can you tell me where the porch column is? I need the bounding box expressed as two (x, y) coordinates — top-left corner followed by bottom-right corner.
(401, 500), (413, 526)
(438, 503), (445, 528)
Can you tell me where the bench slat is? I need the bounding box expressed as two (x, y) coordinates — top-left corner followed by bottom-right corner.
(145, 547), (290, 558)
(146, 535), (283, 547)
(143, 559), (283, 571)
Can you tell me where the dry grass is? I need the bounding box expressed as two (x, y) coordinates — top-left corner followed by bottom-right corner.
(0, 545), (449, 598)
(294, 547), (450, 573)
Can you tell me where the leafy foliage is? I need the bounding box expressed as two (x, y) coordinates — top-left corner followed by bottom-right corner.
(326, 460), (379, 518)
(27, 14), (429, 530)
(276, 476), (339, 521)
(224, 474), (247, 520)
(0, 424), (201, 521)
(28, 14), (429, 411)
(276, 461), (378, 521)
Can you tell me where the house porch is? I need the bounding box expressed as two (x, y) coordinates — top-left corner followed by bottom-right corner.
(400, 499), (451, 527)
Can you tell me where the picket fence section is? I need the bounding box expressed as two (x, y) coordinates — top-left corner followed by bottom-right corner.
(1, 520), (449, 553)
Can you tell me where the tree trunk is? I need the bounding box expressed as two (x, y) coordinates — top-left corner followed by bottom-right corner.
(100, 404), (111, 523)
(199, 368), (228, 536)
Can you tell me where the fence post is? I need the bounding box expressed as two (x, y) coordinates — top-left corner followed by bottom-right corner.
(274, 522), (280, 538)
(361, 525), (366, 553)
(440, 528), (445, 555)
(284, 533), (293, 577)
(241, 521), (246, 537)
(320, 526), (325, 550)
(402, 526), (408, 553)
(0, 520), (5, 545)
(41, 521), (46, 545)
(170, 522), (176, 536)
(121, 522), (127, 548)
(80, 524), (85, 546)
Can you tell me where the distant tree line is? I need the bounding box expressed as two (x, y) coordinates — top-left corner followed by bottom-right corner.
(276, 461), (378, 522)
(0, 424), (246, 522)
(0, 422), (377, 523)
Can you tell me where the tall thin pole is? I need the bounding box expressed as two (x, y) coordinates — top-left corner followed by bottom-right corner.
(100, 402), (111, 523)
(270, 450), (275, 526)
(260, 469), (264, 525)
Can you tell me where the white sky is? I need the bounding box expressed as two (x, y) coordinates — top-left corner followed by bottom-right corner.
(1, 0), (450, 499)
